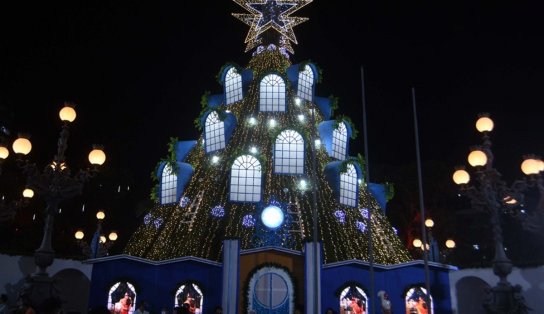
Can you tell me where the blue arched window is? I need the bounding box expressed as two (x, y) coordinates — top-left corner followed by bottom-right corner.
(205, 111), (225, 153)
(225, 67), (243, 104)
(340, 163), (357, 207)
(332, 122), (348, 160)
(230, 155), (262, 202)
(274, 130), (304, 174)
(260, 74), (286, 112)
(405, 287), (434, 314)
(297, 65), (314, 101)
(161, 164), (177, 204)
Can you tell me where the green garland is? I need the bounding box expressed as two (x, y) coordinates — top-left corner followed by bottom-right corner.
(384, 182), (395, 202)
(194, 91), (228, 131)
(298, 59), (324, 84)
(328, 95), (339, 116)
(333, 115), (359, 140)
(339, 154), (366, 177)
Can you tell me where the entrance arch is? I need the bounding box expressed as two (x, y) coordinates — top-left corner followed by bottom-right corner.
(247, 266), (294, 313)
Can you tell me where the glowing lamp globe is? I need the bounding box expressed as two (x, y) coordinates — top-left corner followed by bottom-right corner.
(475, 115), (494, 133)
(12, 137), (32, 155)
(521, 158), (540, 175)
(0, 145), (9, 160)
(468, 150), (487, 167)
(88, 147), (106, 165)
(452, 169), (470, 185)
(22, 188), (34, 198)
(59, 104), (77, 122)
(99, 235), (107, 244)
(539, 159), (544, 172)
(446, 239), (456, 249)
(425, 219), (434, 228)
(261, 205), (284, 229)
(74, 230), (84, 240)
(96, 211), (106, 220)
(413, 238), (422, 248)
(108, 232), (118, 241)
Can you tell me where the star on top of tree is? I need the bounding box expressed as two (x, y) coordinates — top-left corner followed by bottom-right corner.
(232, 0), (313, 53)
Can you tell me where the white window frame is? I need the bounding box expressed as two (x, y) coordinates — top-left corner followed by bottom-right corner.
(297, 64), (314, 101)
(332, 122), (348, 160)
(230, 155), (262, 202)
(205, 111), (226, 153)
(340, 163), (357, 207)
(259, 74), (286, 112)
(225, 67), (243, 104)
(161, 164), (177, 204)
(274, 130), (304, 174)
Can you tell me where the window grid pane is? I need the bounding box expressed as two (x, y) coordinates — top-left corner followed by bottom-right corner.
(230, 155), (262, 202)
(297, 65), (314, 101)
(205, 111), (226, 153)
(274, 130), (304, 174)
(333, 122), (347, 160)
(340, 163), (357, 207)
(225, 67), (243, 104)
(260, 74), (286, 112)
(161, 164), (177, 204)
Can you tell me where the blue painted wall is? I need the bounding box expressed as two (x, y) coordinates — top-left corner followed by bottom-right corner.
(88, 257), (222, 314)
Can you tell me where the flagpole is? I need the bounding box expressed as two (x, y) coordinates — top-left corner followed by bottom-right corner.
(361, 66), (375, 314)
(411, 87), (431, 305)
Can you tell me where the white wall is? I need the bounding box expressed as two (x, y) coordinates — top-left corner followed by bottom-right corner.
(449, 266), (544, 313)
(0, 253), (92, 310)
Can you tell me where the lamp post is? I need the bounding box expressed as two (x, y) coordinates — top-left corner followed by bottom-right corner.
(452, 113), (540, 313)
(75, 210), (118, 258)
(13, 102), (106, 312)
(412, 218), (455, 263)
(0, 187), (34, 222)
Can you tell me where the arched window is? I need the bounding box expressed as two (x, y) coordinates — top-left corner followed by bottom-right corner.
(332, 122), (348, 160)
(260, 74), (286, 112)
(405, 287), (434, 314)
(225, 67), (243, 104)
(108, 281), (137, 314)
(230, 155), (262, 202)
(340, 163), (357, 207)
(297, 64), (314, 101)
(174, 283), (204, 312)
(339, 285), (368, 314)
(161, 164), (177, 204)
(274, 130), (304, 174)
(205, 111), (225, 153)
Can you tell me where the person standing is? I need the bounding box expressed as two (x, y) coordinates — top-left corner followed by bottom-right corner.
(119, 293), (132, 314)
(134, 301), (149, 314)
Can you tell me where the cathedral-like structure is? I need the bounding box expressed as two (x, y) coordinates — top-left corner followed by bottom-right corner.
(88, 1), (454, 313)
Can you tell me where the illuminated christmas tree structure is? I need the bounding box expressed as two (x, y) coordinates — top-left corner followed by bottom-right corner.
(88, 2), (455, 313)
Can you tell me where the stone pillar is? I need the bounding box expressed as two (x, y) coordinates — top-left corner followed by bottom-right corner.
(222, 239), (240, 314)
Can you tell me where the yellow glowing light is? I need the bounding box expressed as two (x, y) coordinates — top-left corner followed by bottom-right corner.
(96, 211), (105, 220)
(413, 238), (422, 248)
(425, 219), (434, 228)
(59, 104), (77, 122)
(445, 239), (456, 249)
(12, 137), (32, 155)
(108, 232), (118, 241)
(521, 157), (540, 175)
(22, 188), (34, 198)
(88, 147), (106, 165)
(468, 150), (487, 167)
(0, 145), (9, 160)
(232, 0), (313, 53)
(475, 114), (494, 133)
(74, 230), (84, 240)
(99, 235), (107, 244)
(452, 168), (470, 185)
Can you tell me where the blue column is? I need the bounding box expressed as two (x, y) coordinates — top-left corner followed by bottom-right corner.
(305, 241), (322, 314)
(222, 239), (240, 314)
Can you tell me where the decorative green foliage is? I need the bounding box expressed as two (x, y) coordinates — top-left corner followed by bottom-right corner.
(334, 115), (359, 140)
(194, 91), (228, 131)
(340, 154), (366, 178)
(328, 95), (339, 116)
(385, 182), (395, 201)
(299, 59), (323, 84)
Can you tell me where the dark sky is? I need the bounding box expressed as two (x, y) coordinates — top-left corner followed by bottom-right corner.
(1, 1), (543, 201)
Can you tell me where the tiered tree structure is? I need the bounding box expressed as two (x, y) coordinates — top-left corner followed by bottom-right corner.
(124, 0), (410, 266)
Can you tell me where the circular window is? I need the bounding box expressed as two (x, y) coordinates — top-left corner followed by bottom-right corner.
(254, 273), (288, 309)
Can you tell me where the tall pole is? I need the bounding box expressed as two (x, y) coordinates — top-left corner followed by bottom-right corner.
(411, 88), (431, 304)
(361, 66), (375, 314)
(310, 102), (320, 314)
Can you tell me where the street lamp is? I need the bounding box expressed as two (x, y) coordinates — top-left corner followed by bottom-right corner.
(453, 113), (538, 313)
(412, 218), (454, 263)
(75, 210), (118, 258)
(13, 102), (105, 312)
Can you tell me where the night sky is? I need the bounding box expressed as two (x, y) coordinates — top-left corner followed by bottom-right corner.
(1, 1), (543, 236)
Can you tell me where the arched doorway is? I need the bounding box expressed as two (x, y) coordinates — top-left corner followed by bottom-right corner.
(338, 285), (368, 314)
(53, 268), (90, 314)
(247, 266), (294, 313)
(456, 276), (490, 314)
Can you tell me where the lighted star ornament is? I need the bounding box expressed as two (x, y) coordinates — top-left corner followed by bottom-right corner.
(233, 0), (313, 53)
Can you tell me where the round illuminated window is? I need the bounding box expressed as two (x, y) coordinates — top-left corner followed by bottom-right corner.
(261, 206), (284, 229)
